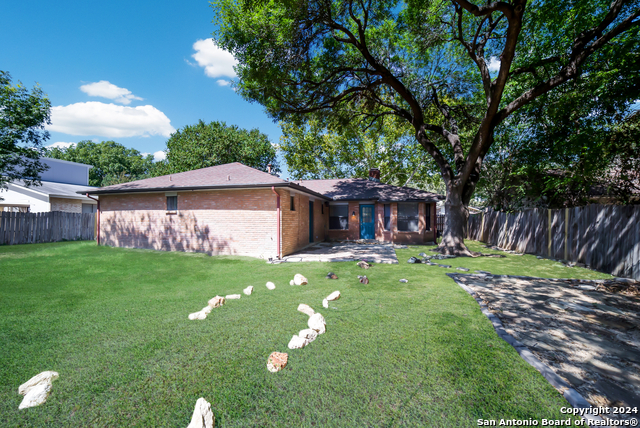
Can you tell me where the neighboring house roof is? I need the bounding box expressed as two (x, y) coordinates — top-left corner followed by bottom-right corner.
(10, 181), (98, 201)
(82, 163), (445, 202)
(82, 163), (331, 200)
(299, 178), (444, 203)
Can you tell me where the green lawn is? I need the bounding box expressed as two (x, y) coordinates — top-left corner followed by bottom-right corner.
(0, 241), (611, 427)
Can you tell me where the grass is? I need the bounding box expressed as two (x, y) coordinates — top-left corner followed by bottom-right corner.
(0, 241), (612, 427)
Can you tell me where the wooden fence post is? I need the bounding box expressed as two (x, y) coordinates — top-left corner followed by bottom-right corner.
(564, 208), (569, 261)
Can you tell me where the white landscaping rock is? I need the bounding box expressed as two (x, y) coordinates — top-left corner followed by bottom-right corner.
(287, 334), (309, 349)
(308, 313), (326, 334)
(322, 299), (328, 308)
(18, 371), (59, 410)
(266, 281), (276, 290)
(189, 311), (207, 320)
(297, 304), (315, 317)
(289, 280), (294, 286)
(267, 352), (288, 373)
(298, 328), (318, 343)
(326, 291), (341, 301)
(226, 294), (241, 300)
(293, 274), (308, 285)
(243, 286), (253, 295)
(207, 296), (225, 308)
(201, 306), (213, 315)
(186, 397), (215, 428)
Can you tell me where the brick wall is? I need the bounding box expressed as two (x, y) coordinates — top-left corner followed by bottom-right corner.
(50, 197), (82, 213)
(280, 190), (327, 255)
(99, 189), (279, 258)
(327, 201), (360, 241)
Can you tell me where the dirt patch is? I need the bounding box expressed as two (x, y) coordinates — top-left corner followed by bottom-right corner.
(451, 274), (640, 424)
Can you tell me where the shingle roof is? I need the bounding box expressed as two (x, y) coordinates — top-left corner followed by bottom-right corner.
(299, 178), (444, 202)
(11, 181), (97, 200)
(82, 162), (445, 202)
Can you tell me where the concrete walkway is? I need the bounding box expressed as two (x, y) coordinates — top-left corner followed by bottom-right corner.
(280, 241), (399, 264)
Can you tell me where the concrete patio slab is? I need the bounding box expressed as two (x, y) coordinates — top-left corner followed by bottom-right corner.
(280, 241), (399, 264)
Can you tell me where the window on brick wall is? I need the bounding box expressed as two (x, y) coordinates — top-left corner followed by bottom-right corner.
(384, 204), (391, 230)
(329, 204), (349, 230)
(397, 202), (419, 232)
(290, 196), (295, 211)
(167, 196), (178, 211)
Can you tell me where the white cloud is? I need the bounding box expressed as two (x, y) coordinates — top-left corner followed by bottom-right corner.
(46, 142), (76, 149)
(80, 81), (143, 105)
(216, 79), (231, 87)
(486, 56), (501, 73)
(153, 151), (166, 162)
(49, 102), (175, 138)
(192, 39), (237, 78)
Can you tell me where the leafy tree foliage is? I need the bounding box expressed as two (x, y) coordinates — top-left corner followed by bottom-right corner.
(280, 115), (445, 193)
(46, 140), (155, 187)
(212, 0), (640, 254)
(153, 120), (279, 175)
(0, 71), (51, 197)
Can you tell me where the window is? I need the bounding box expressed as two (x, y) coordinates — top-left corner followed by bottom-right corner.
(384, 204), (391, 231)
(82, 203), (97, 213)
(290, 196), (295, 211)
(397, 203), (419, 232)
(329, 205), (349, 230)
(167, 196), (178, 211)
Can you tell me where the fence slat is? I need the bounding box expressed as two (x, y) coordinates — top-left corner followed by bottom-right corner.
(468, 204), (640, 281)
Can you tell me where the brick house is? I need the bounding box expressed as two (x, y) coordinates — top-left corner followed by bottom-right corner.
(83, 163), (443, 259)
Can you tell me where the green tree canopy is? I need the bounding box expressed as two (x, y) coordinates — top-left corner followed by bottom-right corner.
(0, 71), (51, 197)
(280, 115), (445, 193)
(153, 120), (279, 175)
(212, 0), (640, 254)
(46, 140), (155, 187)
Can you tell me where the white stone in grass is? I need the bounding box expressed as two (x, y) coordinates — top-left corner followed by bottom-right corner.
(18, 371), (59, 410)
(297, 304), (315, 317)
(322, 299), (328, 308)
(293, 274), (308, 285)
(201, 306), (213, 315)
(266, 281), (276, 290)
(243, 286), (253, 295)
(289, 280), (294, 286)
(298, 328), (318, 343)
(207, 296), (225, 308)
(326, 291), (341, 301)
(308, 313), (326, 334)
(288, 334), (309, 349)
(189, 311), (207, 320)
(186, 397), (215, 428)
(226, 294), (241, 300)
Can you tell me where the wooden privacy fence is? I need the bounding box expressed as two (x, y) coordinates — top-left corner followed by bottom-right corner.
(0, 212), (95, 245)
(467, 204), (640, 280)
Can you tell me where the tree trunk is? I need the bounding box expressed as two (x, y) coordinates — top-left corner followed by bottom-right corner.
(436, 185), (476, 256)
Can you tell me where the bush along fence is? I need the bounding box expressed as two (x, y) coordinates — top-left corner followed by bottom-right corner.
(0, 211), (96, 245)
(467, 204), (640, 281)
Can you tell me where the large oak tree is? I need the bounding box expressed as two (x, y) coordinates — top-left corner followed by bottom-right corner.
(213, 0), (640, 255)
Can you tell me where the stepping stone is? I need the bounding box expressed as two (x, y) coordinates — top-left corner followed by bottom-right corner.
(299, 328), (318, 343)
(186, 397), (215, 428)
(297, 304), (315, 317)
(18, 371), (59, 410)
(266, 281), (276, 290)
(267, 352), (288, 373)
(308, 313), (326, 334)
(243, 286), (253, 295)
(288, 335), (308, 349)
(326, 291), (341, 301)
(438, 264), (451, 268)
(225, 294), (241, 300)
(456, 267), (470, 272)
(207, 296), (225, 308)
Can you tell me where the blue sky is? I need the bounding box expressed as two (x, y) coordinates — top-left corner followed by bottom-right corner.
(1, 0), (289, 175)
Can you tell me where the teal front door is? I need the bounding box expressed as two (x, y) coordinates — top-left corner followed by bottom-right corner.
(359, 204), (375, 239)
